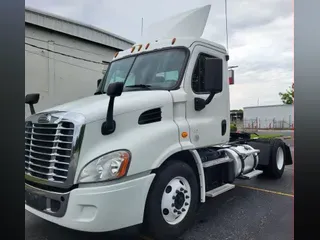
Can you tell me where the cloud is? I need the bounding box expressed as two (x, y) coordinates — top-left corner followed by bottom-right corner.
(228, 14), (293, 108)
(25, 0), (293, 109)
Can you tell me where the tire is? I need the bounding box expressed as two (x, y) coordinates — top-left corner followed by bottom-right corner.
(265, 139), (286, 179)
(142, 160), (199, 240)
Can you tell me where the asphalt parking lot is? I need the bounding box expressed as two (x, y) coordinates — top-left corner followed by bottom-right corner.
(25, 140), (294, 240)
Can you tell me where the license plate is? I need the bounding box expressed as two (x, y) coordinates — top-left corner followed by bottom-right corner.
(25, 190), (46, 211)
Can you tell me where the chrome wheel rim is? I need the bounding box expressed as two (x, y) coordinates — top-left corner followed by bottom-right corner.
(276, 147), (284, 170)
(161, 176), (191, 225)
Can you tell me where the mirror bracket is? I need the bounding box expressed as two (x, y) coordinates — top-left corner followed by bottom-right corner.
(101, 82), (124, 135)
(194, 98), (206, 111)
(205, 92), (216, 105)
(194, 92), (216, 111)
(101, 96), (117, 135)
(25, 93), (40, 115)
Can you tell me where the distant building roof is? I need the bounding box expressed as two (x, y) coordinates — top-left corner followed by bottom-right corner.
(244, 104), (294, 110)
(25, 7), (135, 50)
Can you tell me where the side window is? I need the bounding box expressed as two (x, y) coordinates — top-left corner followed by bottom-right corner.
(192, 53), (221, 94)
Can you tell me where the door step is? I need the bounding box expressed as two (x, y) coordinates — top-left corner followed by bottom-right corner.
(238, 170), (263, 180)
(206, 183), (235, 198)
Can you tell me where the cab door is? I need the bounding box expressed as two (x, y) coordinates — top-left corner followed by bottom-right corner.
(184, 44), (230, 148)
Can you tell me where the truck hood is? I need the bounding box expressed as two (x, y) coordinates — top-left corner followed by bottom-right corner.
(42, 90), (173, 123)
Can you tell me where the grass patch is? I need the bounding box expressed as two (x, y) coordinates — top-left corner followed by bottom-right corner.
(250, 134), (283, 139)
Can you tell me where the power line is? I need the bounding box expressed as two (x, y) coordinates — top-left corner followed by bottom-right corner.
(25, 49), (103, 73)
(25, 42), (107, 65)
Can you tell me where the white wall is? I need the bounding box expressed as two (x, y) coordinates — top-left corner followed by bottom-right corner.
(244, 104), (294, 129)
(25, 24), (121, 117)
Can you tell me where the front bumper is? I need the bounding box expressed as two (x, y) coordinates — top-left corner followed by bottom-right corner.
(25, 174), (155, 232)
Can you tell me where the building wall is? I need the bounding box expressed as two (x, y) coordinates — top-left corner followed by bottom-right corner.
(25, 24), (131, 117)
(243, 104), (294, 129)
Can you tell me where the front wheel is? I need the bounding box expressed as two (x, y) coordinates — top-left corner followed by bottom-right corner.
(143, 160), (199, 240)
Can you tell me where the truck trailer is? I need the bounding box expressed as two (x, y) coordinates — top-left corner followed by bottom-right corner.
(25, 5), (293, 240)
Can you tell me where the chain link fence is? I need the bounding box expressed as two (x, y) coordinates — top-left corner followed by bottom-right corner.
(243, 118), (294, 130)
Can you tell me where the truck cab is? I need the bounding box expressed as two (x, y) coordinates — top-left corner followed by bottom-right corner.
(25, 5), (292, 240)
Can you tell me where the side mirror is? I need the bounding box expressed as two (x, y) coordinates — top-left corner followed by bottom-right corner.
(97, 79), (102, 88)
(203, 58), (223, 93)
(194, 58), (223, 111)
(107, 82), (124, 97)
(25, 93), (40, 115)
(25, 93), (40, 105)
(101, 82), (124, 135)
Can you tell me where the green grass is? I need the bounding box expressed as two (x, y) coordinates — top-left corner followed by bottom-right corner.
(250, 134), (283, 139)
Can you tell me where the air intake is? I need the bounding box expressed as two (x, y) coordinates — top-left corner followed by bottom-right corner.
(138, 108), (162, 125)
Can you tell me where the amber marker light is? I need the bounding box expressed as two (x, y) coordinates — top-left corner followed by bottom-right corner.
(181, 132), (188, 138)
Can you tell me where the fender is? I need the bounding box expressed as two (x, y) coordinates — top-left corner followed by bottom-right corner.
(189, 150), (206, 203)
(152, 149), (207, 203)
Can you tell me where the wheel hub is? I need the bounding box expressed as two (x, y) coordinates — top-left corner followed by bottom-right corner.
(161, 176), (192, 225)
(174, 191), (185, 209)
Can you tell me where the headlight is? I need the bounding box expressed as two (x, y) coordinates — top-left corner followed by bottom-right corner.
(78, 150), (131, 183)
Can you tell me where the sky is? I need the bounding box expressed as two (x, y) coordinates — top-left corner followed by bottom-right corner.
(25, 0), (293, 110)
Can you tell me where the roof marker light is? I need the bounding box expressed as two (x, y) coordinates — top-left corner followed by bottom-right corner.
(172, 38), (176, 45)
(114, 52), (119, 58)
(145, 43), (150, 49)
(131, 46), (136, 53)
(138, 44), (143, 51)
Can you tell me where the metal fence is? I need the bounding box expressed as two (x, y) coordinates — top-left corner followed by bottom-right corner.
(243, 118), (294, 130)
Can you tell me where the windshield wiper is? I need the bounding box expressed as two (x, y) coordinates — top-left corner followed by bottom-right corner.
(125, 84), (152, 89)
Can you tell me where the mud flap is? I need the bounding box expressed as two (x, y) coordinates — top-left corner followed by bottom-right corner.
(283, 143), (293, 165)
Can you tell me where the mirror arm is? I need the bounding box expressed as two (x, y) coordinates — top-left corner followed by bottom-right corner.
(101, 96), (116, 135)
(205, 91), (216, 105)
(29, 104), (35, 115)
(100, 82), (124, 136)
(194, 91), (216, 111)
(25, 93), (40, 115)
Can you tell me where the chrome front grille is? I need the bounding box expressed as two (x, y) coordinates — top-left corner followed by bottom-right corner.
(25, 121), (75, 183)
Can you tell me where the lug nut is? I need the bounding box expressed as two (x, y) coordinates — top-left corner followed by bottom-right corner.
(180, 188), (184, 191)
(173, 209), (177, 213)
(186, 195), (190, 199)
(171, 203), (175, 207)
(185, 202), (189, 206)
(182, 208), (186, 212)
(177, 211), (181, 215)
(176, 190), (180, 194)
(172, 196), (176, 200)
(184, 190), (187, 193)
(163, 209), (169, 215)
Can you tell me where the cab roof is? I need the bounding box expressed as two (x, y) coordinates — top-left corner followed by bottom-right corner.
(113, 37), (227, 61)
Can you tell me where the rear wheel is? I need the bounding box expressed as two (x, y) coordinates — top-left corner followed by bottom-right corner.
(265, 139), (286, 179)
(143, 160), (199, 240)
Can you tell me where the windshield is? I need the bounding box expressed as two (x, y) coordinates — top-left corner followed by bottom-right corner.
(101, 48), (188, 92)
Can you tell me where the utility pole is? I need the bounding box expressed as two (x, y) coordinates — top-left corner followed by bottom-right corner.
(225, 0), (229, 51)
(141, 17), (144, 37)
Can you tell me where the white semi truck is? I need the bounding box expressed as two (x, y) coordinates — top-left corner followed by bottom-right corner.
(25, 5), (293, 240)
